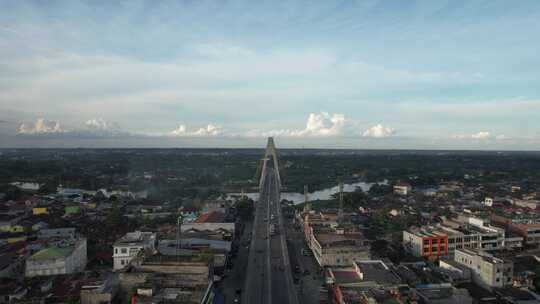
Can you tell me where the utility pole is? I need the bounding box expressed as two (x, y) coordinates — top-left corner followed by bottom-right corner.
(303, 185), (310, 213)
(338, 182), (344, 224)
(176, 215), (183, 261)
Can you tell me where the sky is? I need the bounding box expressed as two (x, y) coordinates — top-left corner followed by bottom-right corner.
(1, 0), (540, 149)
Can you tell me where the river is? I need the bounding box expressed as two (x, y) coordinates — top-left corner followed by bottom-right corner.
(228, 180), (387, 205)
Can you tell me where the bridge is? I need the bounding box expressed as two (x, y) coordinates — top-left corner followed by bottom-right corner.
(243, 137), (298, 304)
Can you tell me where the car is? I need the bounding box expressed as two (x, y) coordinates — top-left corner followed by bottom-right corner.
(235, 288), (242, 295)
(303, 269), (310, 275)
(294, 265), (301, 273)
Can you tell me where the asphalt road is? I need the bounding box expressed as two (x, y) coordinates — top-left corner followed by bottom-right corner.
(285, 218), (325, 303)
(219, 221), (252, 303)
(243, 167), (298, 304)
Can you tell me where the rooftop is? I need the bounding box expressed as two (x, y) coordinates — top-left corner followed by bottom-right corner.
(115, 231), (155, 246)
(315, 232), (364, 246)
(331, 269), (361, 284)
(193, 211), (226, 223)
(356, 261), (401, 285)
(30, 246), (73, 261)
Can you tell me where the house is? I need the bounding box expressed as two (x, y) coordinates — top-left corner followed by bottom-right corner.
(38, 228), (76, 239)
(25, 238), (87, 277)
(80, 273), (118, 304)
(454, 248), (513, 290)
(393, 182), (412, 195)
(64, 205), (81, 215)
(113, 231), (156, 270)
(413, 283), (473, 304)
(32, 207), (48, 215)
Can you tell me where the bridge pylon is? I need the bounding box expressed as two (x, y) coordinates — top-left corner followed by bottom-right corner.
(259, 137), (281, 189)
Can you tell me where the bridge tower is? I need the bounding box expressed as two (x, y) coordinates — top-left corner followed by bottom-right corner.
(259, 137), (281, 189)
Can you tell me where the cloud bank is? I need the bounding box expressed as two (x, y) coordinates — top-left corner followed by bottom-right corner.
(170, 124), (223, 137)
(362, 124), (395, 138)
(85, 118), (120, 132)
(451, 131), (509, 141)
(17, 118), (66, 135)
(16, 117), (124, 137)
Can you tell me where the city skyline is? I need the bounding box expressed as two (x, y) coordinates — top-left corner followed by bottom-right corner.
(1, 1), (540, 149)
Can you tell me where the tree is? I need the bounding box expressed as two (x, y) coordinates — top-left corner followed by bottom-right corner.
(2, 185), (22, 201)
(368, 184), (392, 197)
(236, 198), (254, 221)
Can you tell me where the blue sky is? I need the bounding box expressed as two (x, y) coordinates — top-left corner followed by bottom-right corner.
(1, 0), (540, 149)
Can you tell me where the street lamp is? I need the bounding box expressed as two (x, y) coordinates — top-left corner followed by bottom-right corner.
(176, 215), (183, 259)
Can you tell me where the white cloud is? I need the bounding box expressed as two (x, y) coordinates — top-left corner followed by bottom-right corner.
(170, 124), (223, 137)
(362, 124), (395, 138)
(17, 118), (66, 134)
(471, 131), (491, 140)
(242, 112), (347, 138)
(451, 131), (508, 140)
(85, 118), (120, 132)
(451, 132), (490, 140)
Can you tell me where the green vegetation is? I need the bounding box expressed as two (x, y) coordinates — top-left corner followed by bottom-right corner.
(235, 198), (255, 221)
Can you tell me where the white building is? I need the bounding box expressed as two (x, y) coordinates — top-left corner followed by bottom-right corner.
(454, 248), (513, 289)
(393, 183), (411, 195)
(10, 181), (42, 191)
(25, 238), (87, 277)
(403, 220), (505, 258)
(113, 231), (156, 270)
(310, 232), (370, 267)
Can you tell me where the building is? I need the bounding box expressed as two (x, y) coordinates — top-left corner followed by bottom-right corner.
(32, 207), (48, 215)
(412, 283), (473, 304)
(504, 234), (524, 250)
(201, 200), (230, 213)
(393, 183), (412, 195)
(38, 227), (76, 239)
(454, 248), (513, 289)
(64, 205), (81, 215)
(180, 223), (235, 240)
(403, 227), (448, 258)
(491, 215), (540, 248)
(325, 260), (406, 304)
(80, 274), (118, 304)
(438, 259), (472, 283)
(311, 232), (370, 267)
(512, 199), (539, 210)
(10, 182), (42, 191)
(25, 238), (87, 277)
(403, 220), (505, 258)
(193, 211), (227, 223)
(299, 211), (370, 267)
(120, 254), (215, 304)
(113, 231), (156, 270)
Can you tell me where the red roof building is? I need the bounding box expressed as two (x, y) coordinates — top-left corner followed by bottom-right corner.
(194, 211), (226, 223)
